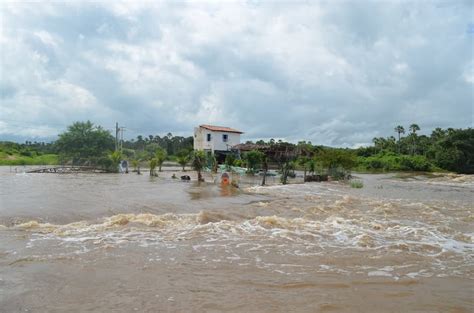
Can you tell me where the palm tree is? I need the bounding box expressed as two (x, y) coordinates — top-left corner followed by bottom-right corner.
(155, 148), (167, 172)
(191, 150), (206, 182)
(176, 149), (190, 171)
(177, 155), (188, 171)
(409, 124), (420, 134)
(149, 158), (157, 176)
(409, 124), (420, 155)
(372, 137), (382, 153)
(394, 125), (405, 153)
(109, 151), (122, 173)
(131, 159), (140, 174)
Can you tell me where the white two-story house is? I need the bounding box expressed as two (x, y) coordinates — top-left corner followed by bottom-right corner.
(194, 125), (243, 160)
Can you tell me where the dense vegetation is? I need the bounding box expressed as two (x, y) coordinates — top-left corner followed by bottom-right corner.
(0, 141), (57, 165)
(1, 121), (472, 174)
(356, 126), (473, 174)
(55, 121), (115, 167)
(233, 126), (473, 175)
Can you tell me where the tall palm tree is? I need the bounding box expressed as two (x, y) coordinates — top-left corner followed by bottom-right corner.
(372, 137), (381, 153)
(177, 155), (188, 171)
(149, 158), (157, 176)
(155, 147), (167, 172)
(409, 124), (420, 155)
(409, 124), (420, 134)
(191, 150), (206, 182)
(394, 125), (405, 153)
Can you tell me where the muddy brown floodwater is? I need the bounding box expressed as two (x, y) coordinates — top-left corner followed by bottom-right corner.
(0, 167), (473, 312)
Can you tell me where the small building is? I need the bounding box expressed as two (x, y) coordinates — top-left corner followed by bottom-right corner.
(194, 124), (243, 161)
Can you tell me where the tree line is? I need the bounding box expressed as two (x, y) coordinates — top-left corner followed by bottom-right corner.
(1, 121), (472, 174)
(356, 125), (473, 173)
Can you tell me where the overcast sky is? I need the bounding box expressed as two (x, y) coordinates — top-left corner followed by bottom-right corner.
(1, 1), (473, 147)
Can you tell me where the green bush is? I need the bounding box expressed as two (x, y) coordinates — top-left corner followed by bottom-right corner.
(358, 152), (433, 172)
(350, 180), (364, 188)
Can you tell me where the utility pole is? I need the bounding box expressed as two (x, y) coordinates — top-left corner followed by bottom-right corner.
(115, 122), (119, 152)
(119, 127), (126, 152)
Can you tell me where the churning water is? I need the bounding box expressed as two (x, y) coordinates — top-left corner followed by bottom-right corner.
(0, 167), (472, 312)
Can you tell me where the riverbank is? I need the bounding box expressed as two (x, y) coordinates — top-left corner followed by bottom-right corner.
(0, 154), (58, 166)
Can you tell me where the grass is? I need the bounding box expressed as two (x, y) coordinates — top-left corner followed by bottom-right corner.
(350, 180), (364, 188)
(0, 154), (59, 166)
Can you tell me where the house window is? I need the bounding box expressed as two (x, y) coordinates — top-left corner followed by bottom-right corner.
(207, 134), (211, 142)
(223, 134), (228, 142)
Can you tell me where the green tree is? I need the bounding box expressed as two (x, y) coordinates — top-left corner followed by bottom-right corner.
(191, 150), (206, 182)
(55, 121), (114, 165)
(409, 124), (420, 134)
(315, 148), (356, 179)
(131, 159), (140, 174)
(209, 154), (218, 173)
(225, 154), (236, 170)
(108, 151), (122, 173)
(409, 124), (421, 155)
(316, 149), (356, 170)
(297, 155), (310, 181)
(132, 151), (147, 175)
(394, 125), (405, 153)
(244, 150), (264, 173)
(280, 161), (295, 185)
(155, 147), (167, 172)
(145, 143), (161, 158)
(431, 128), (474, 173)
(149, 158), (158, 176)
(176, 149), (190, 171)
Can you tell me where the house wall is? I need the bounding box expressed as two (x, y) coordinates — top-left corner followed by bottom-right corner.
(193, 127), (241, 152)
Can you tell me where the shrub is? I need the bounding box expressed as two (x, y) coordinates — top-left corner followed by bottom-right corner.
(357, 152), (433, 172)
(350, 180), (364, 188)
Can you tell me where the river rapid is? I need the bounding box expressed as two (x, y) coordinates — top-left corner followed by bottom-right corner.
(0, 167), (473, 312)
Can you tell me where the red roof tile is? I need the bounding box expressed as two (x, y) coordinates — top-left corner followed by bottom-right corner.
(200, 124), (243, 134)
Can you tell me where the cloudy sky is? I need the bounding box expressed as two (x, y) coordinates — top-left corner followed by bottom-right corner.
(1, 1), (473, 147)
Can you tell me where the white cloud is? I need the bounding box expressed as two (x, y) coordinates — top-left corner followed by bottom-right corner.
(34, 30), (60, 47)
(0, 1), (472, 143)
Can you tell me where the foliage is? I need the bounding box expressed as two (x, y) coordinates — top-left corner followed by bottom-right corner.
(55, 121), (114, 165)
(0, 141), (58, 165)
(225, 154), (236, 169)
(131, 159), (139, 171)
(145, 143), (162, 158)
(4, 122), (471, 177)
(106, 151), (122, 173)
(207, 154), (218, 173)
(149, 158), (158, 176)
(280, 161), (295, 184)
(428, 128), (474, 174)
(244, 150), (265, 173)
(154, 147), (167, 172)
(316, 149), (356, 170)
(0, 154), (58, 166)
(191, 150), (206, 181)
(359, 126), (472, 174)
(350, 180), (364, 188)
(121, 148), (135, 159)
(123, 133), (193, 156)
(357, 152), (433, 172)
(176, 149), (190, 171)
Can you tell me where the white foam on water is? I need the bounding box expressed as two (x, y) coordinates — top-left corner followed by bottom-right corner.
(6, 195), (473, 279)
(368, 271), (393, 278)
